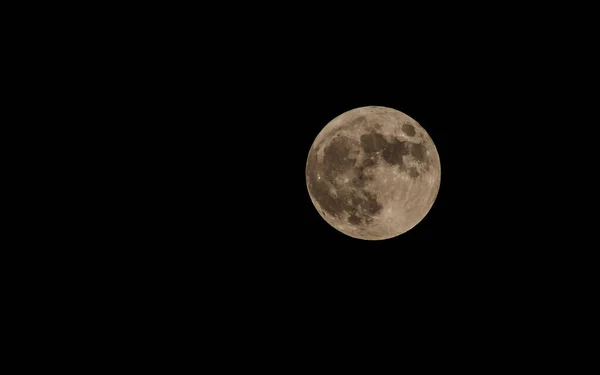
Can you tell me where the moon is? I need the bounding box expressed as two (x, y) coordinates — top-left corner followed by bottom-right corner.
(305, 106), (441, 240)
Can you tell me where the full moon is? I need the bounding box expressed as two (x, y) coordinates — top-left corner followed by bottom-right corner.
(305, 106), (441, 240)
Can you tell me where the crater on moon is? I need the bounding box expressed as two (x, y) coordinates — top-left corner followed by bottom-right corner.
(306, 106), (441, 240)
(402, 123), (416, 136)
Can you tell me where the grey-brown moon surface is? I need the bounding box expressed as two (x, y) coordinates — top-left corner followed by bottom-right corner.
(305, 106), (441, 240)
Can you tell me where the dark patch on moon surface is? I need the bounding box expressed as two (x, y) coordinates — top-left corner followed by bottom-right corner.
(382, 138), (409, 166)
(362, 155), (378, 168)
(360, 132), (387, 154)
(310, 183), (344, 217)
(408, 167), (419, 178)
(307, 135), (384, 223)
(360, 190), (383, 218)
(410, 142), (426, 162)
(402, 123), (416, 136)
(348, 214), (362, 225)
(322, 135), (356, 179)
(349, 194), (363, 206)
(353, 166), (367, 188)
(352, 163), (376, 188)
(360, 131), (409, 167)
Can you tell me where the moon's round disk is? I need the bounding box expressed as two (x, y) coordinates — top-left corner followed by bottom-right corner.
(305, 106), (441, 240)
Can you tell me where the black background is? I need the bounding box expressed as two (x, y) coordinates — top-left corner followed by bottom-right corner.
(122, 8), (590, 287)
(137, 38), (559, 293)
(26, 5), (588, 354)
(122, 34), (591, 354)
(10, 3), (595, 364)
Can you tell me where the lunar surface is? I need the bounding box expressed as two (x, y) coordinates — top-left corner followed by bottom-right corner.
(305, 106), (441, 240)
